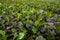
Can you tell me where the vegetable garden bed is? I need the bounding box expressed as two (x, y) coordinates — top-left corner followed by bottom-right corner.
(0, 0), (60, 40)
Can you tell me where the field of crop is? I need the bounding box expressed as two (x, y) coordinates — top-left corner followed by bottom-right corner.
(0, 0), (60, 40)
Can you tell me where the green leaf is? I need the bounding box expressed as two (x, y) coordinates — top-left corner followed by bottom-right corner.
(0, 30), (7, 40)
(57, 18), (60, 22)
(0, 3), (2, 6)
(35, 20), (40, 26)
(0, 30), (5, 35)
(18, 32), (25, 40)
(57, 25), (60, 32)
(32, 27), (37, 34)
(43, 38), (46, 40)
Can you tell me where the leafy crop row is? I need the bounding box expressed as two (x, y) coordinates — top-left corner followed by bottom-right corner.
(0, 0), (60, 40)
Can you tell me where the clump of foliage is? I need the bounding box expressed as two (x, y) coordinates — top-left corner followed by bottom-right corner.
(0, 0), (60, 40)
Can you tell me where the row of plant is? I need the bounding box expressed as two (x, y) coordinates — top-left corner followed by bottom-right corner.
(0, 0), (60, 40)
